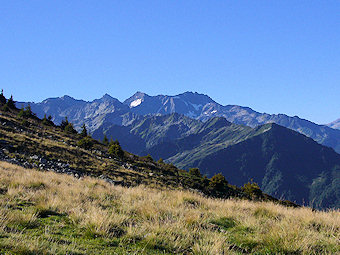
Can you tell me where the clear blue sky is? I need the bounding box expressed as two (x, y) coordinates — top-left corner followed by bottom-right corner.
(1, 1), (339, 124)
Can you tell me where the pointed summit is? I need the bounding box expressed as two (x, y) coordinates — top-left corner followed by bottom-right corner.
(101, 93), (114, 100)
(124, 91), (150, 108)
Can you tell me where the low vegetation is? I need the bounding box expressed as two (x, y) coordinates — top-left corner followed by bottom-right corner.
(0, 162), (339, 254)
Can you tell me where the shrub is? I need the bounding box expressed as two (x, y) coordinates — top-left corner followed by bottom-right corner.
(2, 103), (9, 112)
(208, 173), (228, 193)
(144, 154), (153, 162)
(242, 180), (262, 198)
(77, 137), (94, 150)
(108, 141), (124, 158)
(189, 168), (202, 178)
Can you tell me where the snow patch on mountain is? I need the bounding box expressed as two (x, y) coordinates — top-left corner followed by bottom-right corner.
(130, 99), (142, 108)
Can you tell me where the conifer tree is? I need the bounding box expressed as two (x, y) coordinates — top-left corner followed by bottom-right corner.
(0, 89), (6, 105)
(25, 104), (33, 116)
(102, 134), (109, 145)
(42, 114), (54, 126)
(18, 106), (25, 118)
(60, 117), (69, 129)
(80, 123), (87, 137)
(7, 95), (16, 109)
(108, 140), (124, 158)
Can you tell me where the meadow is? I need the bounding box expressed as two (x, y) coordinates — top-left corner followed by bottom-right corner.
(0, 162), (339, 254)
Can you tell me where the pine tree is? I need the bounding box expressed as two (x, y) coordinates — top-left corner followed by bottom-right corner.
(80, 123), (87, 137)
(102, 134), (109, 145)
(7, 95), (16, 109)
(108, 141), (124, 158)
(25, 104), (33, 116)
(0, 89), (6, 105)
(42, 114), (48, 125)
(64, 123), (77, 134)
(42, 114), (54, 126)
(60, 117), (69, 129)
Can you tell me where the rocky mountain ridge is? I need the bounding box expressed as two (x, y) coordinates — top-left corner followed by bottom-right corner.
(18, 91), (340, 153)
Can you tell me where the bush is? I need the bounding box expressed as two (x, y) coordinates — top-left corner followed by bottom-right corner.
(243, 181), (262, 198)
(77, 137), (94, 150)
(144, 154), (153, 162)
(208, 173), (228, 193)
(2, 103), (9, 112)
(189, 168), (202, 178)
(108, 141), (124, 158)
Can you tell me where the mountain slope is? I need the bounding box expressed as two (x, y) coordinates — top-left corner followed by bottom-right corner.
(328, 118), (340, 130)
(169, 123), (340, 208)
(94, 114), (340, 209)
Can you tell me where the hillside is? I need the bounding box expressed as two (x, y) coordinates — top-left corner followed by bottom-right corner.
(0, 162), (339, 254)
(94, 114), (340, 209)
(0, 96), (297, 207)
(169, 123), (340, 209)
(19, 91), (340, 153)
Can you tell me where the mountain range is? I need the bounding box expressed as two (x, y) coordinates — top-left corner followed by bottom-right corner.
(19, 91), (340, 153)
(16, 92), (340, 208)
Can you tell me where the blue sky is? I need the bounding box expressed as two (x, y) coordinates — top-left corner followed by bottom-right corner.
(1, 1), (339, 124)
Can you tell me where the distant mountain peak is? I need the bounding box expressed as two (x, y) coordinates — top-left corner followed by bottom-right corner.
(132, 91), (149, 98)
(61, 95), (75, 100)
(101, 93), (114, 100)
(327, 118), (340, 130)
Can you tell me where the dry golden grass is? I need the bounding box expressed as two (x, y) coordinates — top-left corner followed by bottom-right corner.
(0, 161), (339, 254)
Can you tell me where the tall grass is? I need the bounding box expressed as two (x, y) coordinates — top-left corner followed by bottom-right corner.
(0, 161), (339, 254)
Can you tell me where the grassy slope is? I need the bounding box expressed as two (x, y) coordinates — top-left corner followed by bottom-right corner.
(0, 110), (205, 190)
(0, 162), (339, 254)
(1, 109), (299, 206)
